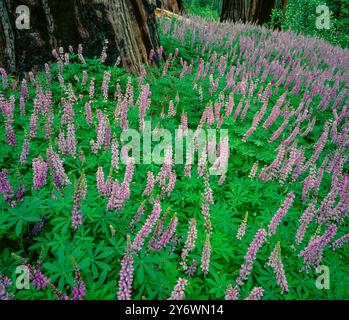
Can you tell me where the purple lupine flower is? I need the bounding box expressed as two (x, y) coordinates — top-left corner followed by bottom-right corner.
(61, 98), (75, 125)
(106, 181), (123, 211)
(237, 212), (248, 240)
(168, 278), (188, 300)
(249, 161), (259, 179)
(32, 269), (49, 290)
(104, 123), (111, 151)
(311, 120), (331, 163)
(165, 171), (176, 194)
(150, 213), (178, 251)
(117, 249), (134, 300)
(332, 233), (349, 250)
(72, 185), (83, 230)
(46, 147), (70, 187)
(96, 167), (105, 194)
(295, 201), (315, 244)
(278, 148), (298, 184)
(225, 285), (239, 300)
(71, 263), (86, 300)
(131, 202), (162, 252)
(85, 102), (92, 125)
(245, 287), (264, 300)
(236, 229), (267, 286)
(225, 94), (234, 118)
(301, 164), (316, 202)
(0, 274), (12, 300)
(29, 113), (39, 139)
(130, 203), (145, 230)
(0, 68), (8, 89)
(111, 135), (119, 170)
(27, 216), (47, 240)
(32, 157), (48, 190)
(268, 243), (289, 293)
(143, 171), (154, 196)
(181, 112), (188, 132)
(299, 225), (337, 270)
(200, 235), (211, 275)
(268, 191), (295, 235)
(180, 218), (197, 271)
(81, 71), (88, 86)
(45, 63), (51, 83)
(102, 71), (111, 101)
(262, 93), (286, 129)
(268, 116), (290, 142)
(120, 98), (129, 131)
(149, 49), (155, 61)
(0, 169), (14, 201)
(282, 126), (300, 147)
(168, 100), (175, 117)
(89, 78), (95, 99)
(5, 122), (17, 146)
(44, 114), (54, 140)
(67, 122), (76, 157)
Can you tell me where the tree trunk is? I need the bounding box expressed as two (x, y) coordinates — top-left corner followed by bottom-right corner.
(161, 0), (185, 14)
(0, 0), (161, 76)
(220, 0), (275, 24)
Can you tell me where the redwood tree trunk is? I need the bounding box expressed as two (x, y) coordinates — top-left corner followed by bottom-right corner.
(161, 0), (185, 14)
(0, 0), (161, 75)
(220, 0), (275, 24)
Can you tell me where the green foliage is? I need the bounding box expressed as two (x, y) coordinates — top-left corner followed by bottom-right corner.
(270, 0), (349, 48)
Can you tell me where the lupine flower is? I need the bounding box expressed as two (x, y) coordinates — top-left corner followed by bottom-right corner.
(89, 78), (95, 99)
(237, 212), (248, 240)
(131, 202), (162, 251)
(236, 229), (267, 286)
(268, 116), (290, 142)
(0, 274), (12, 300)
(102, 71), (111, 101)
(117, 243), (134, 300)
(249, 161), (259, 179)
(32, 157), (48, 190)
(71, 259), (86, 300)
(245, 287), (264, 300)
(61, 98), (75, 125)
(268, 243), (289, 293)
(5, 122), (17, 146)
(32, 268), (50, 290)
(168, 278), (188, 300)
(96, 167), (105, 194)
(0, 169), (14, 201)
(143, 171), (155, 196)
(111, 135), (119, 170)
(150, 213), (178, 251)
(0, 67), (8, 89)
(130, 203), (145, 230)
(200, 235), (211, 275)
(67, 122), (77, 157)
(295, 201), (315, 244)
(332, 233), (349, 250)
(72, 177), (85, 230)
(268, 191), (295, 235)
(85, 102), (92, 125)
(44, 114), (54, 140)
(181, 218), (197, 271)
(46, 147), (70, 187)
(225, 284), (239, 300)
(139, 84), (151, 131)
(299, 224), (337, 270)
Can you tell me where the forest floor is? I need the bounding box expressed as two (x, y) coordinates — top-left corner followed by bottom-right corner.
(0, 14), (349, 300)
